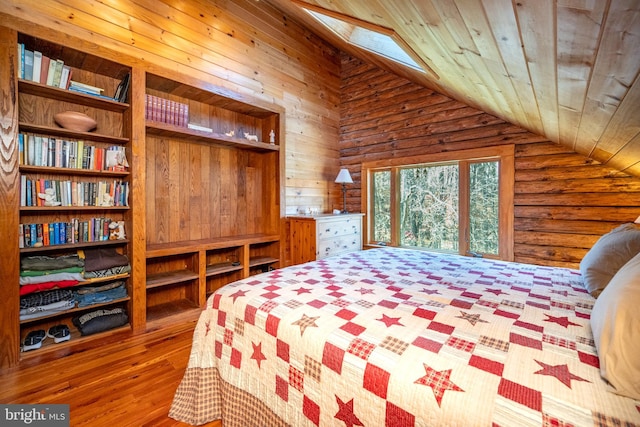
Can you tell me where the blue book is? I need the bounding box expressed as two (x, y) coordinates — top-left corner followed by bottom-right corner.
(59, 221), (66, 244)
(29, 223), (36, 247)
(49, 223), (55, 245)
(53, 222), (60, 245)
(24, 49), (34, 81)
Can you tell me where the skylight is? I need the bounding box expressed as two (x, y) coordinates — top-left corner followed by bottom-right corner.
(295, 1), (437, 77)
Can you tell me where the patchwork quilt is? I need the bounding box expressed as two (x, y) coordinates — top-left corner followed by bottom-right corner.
(169, 248), (640, 426)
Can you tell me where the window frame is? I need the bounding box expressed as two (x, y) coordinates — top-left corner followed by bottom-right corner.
(362, 145), (515, 261)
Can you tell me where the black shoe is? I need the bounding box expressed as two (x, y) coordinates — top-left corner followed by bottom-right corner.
(22, 329), (46, 351)
(47, 324), (71, 344)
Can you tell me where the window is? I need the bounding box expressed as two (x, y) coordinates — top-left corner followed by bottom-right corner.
(364, 146), (514, 261)
(293, 0), (438, 79)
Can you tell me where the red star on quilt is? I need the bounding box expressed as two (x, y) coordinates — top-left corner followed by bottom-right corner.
(292, 314), (320, 336)
(534, 360), (590, 388)
(230, 289), (247, 303)
(251, 341), (267, 369)
(415, 364), (464, 407)
(421, 288), (440, 295)
(543, 314), (581, 328)
(294, 287), (312, 295)
(356, 288), (375, 295)
(377, 314), (404, 328)
(456, 311), (488, 326)
(484, 288), (507, 296)
(334, 396), (364, 427)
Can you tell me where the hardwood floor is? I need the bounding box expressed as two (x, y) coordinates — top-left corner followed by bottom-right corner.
(0, 310), (221, 426)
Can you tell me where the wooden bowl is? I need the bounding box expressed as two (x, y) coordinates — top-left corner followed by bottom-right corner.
(54, 111), (97, 132)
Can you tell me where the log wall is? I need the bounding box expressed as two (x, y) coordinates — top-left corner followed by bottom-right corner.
(340, 54), (640, 269)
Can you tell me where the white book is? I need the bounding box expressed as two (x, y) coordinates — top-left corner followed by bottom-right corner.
(59, 65), (71, 89)
(17, 43), (23, 79)
(20, 175), (26, 207)
(187, 123), (213, 133)
(31, 51), (42, 83)
(69, 80), (103, 93)
(45, 59), (57, 86)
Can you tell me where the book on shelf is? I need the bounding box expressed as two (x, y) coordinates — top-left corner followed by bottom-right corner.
(39, 55), (50, 85)
(45, 58), (57, 86)
(145, 94), (189, 127)
(24, 49), (34, 81)
(17, 43), (24, 79)
(187, 123), (213, 133)
(68, 86), (116, 101)
(20, 177), (130, 208)
(50, 59), (64, 87)
(31, 50), (42, 83)
(59, 66), (72, 89)
(19, 133), (128, 172)
(19, 217), (122, 248)
(113, 72), (130, 103)
(69, 80), (103, 94)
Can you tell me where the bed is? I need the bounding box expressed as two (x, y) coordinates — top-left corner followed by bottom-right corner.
(169, 246), (640, 426)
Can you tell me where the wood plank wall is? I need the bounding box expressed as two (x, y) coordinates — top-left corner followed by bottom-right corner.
(0, 0), (342, 216)
(339, 54), (640, 269)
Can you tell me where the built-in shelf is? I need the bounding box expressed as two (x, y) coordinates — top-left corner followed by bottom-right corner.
(18, 79), (129, 112)
(146, 269), (199, 290)
(20, 165), (129, 177)
(146, 121), (279, 152)
(20, 296), (130, 325)
(206, 262), (243, 277)
(19, 239), (130, 254)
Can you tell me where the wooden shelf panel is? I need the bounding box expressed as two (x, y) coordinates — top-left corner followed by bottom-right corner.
(20, 239), (129, 253)
(20, 324), (131, 360)
(146, 233), (280, 258)
(19, 165), (129, 177)
(20, 206), (129, 213)
(146, 122), (279, 152)
(206, 262), (243, 277)
(18, 79), (129, 112)
(146, 269), (199, 289)
(20, 296), (130, 325)
(249, 256), (279, 267)
(146, 299), (200, 324)
(19, 123), (129, 145)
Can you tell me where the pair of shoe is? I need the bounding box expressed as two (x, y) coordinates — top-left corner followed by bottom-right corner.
(21, 325), (70, 352)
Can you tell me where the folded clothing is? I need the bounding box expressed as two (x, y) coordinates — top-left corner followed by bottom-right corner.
(20, 271), (84, 286)
(72, 308), (128, 336)
(19, 280), (79, 296)
(75, 283), (127, 308)
(19, 300), (75, 321)
(81, 248), (129, 272)
(21, 254), (83, 271)
(20, 288), (74, 309)
(83, 264), (131, 279)
(21, 266), (83, 277)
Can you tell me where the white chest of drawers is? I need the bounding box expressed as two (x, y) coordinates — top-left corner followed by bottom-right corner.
(289, 213), (364, 264)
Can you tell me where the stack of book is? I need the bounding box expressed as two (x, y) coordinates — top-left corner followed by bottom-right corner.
(19, 217), (120, 248)
(145, 94), (189, 127)
(68, 80), (114, 101)
(18, 44), (72, 89)
(19, 133), (129, 172)
(20, 178), (130, 208)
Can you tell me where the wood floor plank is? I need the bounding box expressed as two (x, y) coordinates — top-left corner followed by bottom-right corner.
(0, 311), (220, 426)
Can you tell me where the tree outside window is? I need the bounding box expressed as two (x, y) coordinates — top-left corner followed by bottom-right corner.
(364, 146), (513, 260)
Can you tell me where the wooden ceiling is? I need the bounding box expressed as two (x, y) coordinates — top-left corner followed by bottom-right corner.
(265, 0), (640, 175)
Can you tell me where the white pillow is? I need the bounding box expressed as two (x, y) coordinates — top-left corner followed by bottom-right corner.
(590, 251), (640, 400)
(580, 223), (640, 297)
